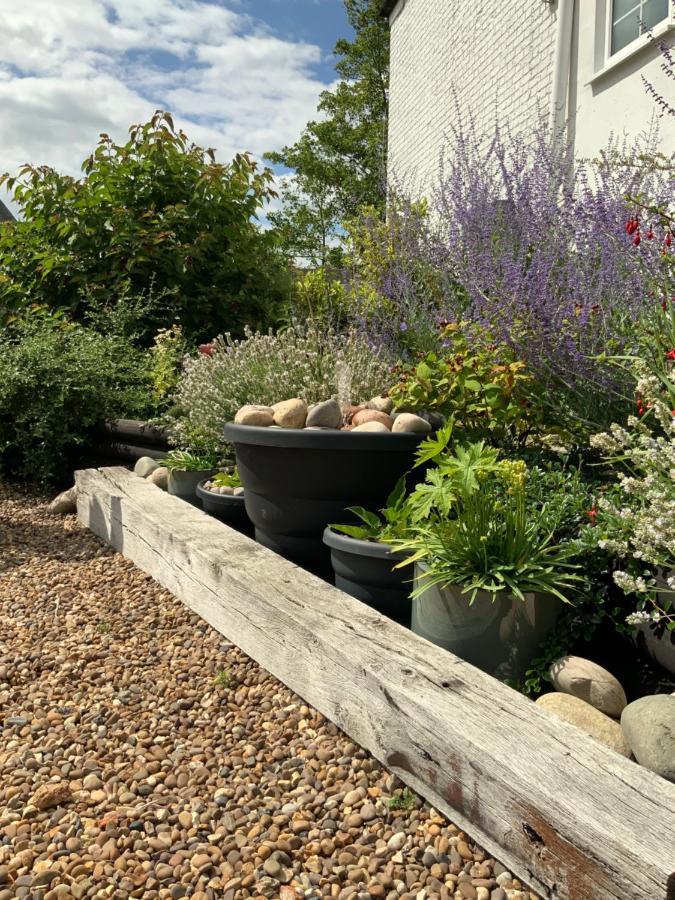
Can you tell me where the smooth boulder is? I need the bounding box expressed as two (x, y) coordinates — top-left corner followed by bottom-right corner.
(133, 456), (160, 478)
(272, 398), (308, 429)
(306, 399), (342, 429)
(48, 487), (77, 515)
(365, 395), (394, 414)
(549, 655), (627, 717)
(352, 409), (393, 430)
(536, 692), (631, 757)
(147, 466), (169, 490)
(621, 694), (675, 781)
(352, 421), (391, 433)
(392, 413), (432, 434)
(234, 404), (275, 427)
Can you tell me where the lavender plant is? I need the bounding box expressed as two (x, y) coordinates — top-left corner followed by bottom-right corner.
(346, 122), (674, 433)
(166, 322), (392, 458)
(430, 122), (673, 429)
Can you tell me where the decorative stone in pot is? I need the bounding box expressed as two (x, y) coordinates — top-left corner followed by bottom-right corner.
(322, 527), (412, 626)
(223, 423), (425, 575)
(411, 564), (562, 681)
(196, 480), (252, 535)
(167, 469), (215, 506)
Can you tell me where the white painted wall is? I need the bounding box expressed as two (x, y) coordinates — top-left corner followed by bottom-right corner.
(387, 0), (675, 190)
(573, 1), (675, 160)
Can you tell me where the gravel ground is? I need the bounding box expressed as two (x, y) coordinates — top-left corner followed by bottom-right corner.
(0, 483), (539, 900)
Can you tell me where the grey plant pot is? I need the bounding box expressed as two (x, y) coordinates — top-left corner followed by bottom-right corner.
(322, 526), (412, 626)
(411, 564), (562, 681)
(167, 469), (214, 506)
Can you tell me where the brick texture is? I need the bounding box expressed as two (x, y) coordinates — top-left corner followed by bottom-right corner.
(388, 0), (557, 190)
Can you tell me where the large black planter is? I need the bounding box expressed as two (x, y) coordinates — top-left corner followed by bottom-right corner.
(223, 423), (424, 574)
(196, 480), (253, 536)
(323, 526), (412, 626)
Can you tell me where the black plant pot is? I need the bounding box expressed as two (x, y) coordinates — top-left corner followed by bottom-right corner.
(223, 423), (424, 575)
(196, 480), (253, 536)
(323, 527), (412, 626)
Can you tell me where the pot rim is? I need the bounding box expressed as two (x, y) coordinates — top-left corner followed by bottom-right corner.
(412, 562), (552, 603)
(196, 479), (245, 503)
(224, 422), (425, 451)
(323, 525), (409, 561)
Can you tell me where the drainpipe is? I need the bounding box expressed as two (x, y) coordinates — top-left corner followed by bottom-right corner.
(549, 0), (575, 140)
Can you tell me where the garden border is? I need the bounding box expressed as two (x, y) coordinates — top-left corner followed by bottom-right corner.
(75, 466), (675, 900)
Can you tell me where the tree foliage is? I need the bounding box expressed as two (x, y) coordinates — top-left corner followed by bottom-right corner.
(0, 111), (291, 342)
(266, 0), (389, 265)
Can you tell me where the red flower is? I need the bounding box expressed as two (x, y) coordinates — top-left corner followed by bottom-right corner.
(646, 229), (654, 240)
(586, 507), (598, 525)
(198, 342), (215, 356)
(633, 232), (641, 247)
(666, 349), (675, 361)
(625, 217), (639, 235)
(665, 233), (673, 248)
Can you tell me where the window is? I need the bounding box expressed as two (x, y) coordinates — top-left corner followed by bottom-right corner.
(611, 0), (669, 55)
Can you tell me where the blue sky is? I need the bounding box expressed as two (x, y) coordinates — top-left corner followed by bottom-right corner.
(0, 0), (352, 210)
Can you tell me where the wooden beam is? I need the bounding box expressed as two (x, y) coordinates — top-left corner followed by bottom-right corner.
(75, 466), (675, 900)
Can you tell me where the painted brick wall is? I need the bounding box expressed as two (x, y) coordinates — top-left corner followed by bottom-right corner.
(388, 0), (558, 192)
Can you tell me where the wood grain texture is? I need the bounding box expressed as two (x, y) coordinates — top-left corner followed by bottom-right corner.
(76, 466), (675, 900)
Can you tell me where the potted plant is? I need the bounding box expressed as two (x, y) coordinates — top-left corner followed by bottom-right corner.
(164, 450), (217, 506)
(323, 478), (412, 625)
(224, 404), (428, 574)
(393, 443), (583, 680)
(197, 468), (253, 535)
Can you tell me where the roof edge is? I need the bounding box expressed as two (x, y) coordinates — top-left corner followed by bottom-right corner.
(381, 0), (398, 17)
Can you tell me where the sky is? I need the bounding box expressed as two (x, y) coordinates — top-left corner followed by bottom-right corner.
(0, 0), (352, 211)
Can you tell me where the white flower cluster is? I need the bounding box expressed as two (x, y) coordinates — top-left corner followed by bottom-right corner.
(591, 365), (675, 626)
(167, 323), (393, 457)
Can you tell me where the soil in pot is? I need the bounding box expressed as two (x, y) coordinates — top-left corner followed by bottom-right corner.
(167, 469), (214, 506)
(323, 527), (412, 626)
(196, 480), (253, 536)
(223, 424), (424, 576)
(411, 566), (562, 681)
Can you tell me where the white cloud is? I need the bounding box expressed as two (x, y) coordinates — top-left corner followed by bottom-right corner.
(0, 0), (335, 207)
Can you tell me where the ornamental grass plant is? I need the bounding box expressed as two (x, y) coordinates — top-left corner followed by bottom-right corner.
(392, 442), (584, 605)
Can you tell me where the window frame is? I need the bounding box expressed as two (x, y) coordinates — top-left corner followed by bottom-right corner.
(590, 0), (675, 84)
(606, 0), (673, 61)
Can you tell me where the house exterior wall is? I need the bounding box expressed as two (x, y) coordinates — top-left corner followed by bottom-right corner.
(573, 1), (675, 160)
(387, 0), (558, 191)
(387, 0), (675, 191)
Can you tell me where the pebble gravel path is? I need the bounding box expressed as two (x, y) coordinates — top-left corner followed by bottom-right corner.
(0, 483), (540, 900)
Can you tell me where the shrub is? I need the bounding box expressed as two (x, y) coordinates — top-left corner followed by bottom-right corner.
(342, 196), (456, 355)
(387, 322), (544, 447)
(590, 363), (675, 629)
(0, 314), (152, 483)
(0, 111), (291, 342)
(166, 322), (393, 458)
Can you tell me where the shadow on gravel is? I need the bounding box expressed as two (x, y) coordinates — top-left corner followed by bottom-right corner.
(0, 482), (111, 574)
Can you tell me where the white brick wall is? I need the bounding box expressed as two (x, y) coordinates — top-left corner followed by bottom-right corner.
(387, 0), (558, 190)
(387, 0), (675, 192)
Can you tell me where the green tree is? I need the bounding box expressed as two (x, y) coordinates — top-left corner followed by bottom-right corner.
(0, 111), (291, 342)
(266, 0), (389, 265)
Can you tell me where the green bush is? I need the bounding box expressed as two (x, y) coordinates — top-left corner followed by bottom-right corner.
(0, 314), (152, 483)
(0, 111), (291, 342)
(388, 324), (544, 447)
